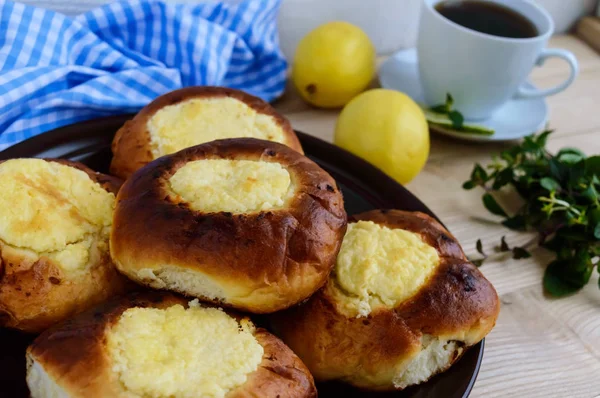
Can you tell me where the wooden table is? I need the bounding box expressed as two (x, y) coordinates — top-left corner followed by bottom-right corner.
(274, 35), (600, 398)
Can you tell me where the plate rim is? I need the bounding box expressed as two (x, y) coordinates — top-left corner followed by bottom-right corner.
(0, 115), (485, 397)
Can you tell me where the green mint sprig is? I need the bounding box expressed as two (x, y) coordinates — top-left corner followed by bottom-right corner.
(431, 93), (465, 130)
(463, 130), (600, 297)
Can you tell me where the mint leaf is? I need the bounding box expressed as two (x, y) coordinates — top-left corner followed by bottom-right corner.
(567, 159), (586, 187)
(557, 229), (588, 242)
(470, 258), (484, 267)
(502, 215), (526, 230)
(585, 155), (600, 177)
(431, 93), (454, 114)
(544, 253), (592, 297)
(499, 236), (510, 252)
(535, 130), (553, 147)
(557, 147), (585, 158)
(544, 260), (582, 297)
(431, 104), (448, 113)
(512, 247), (531, 259)
(492, 168), (513, 190)
(430, 92), (465, 131)
(589, 208), (600, 226)
(448, 110), (464, 130)
(549, 158), (567, 183)
(558, 148), (585, 164)
(569, 250), (594, 286)
(470, 163), (488, 184)
(540, 177), (561, 191)
(462, 180), (476, 190)
(582, 184), (599, 204)
(476, 239), (485, 256)
(482, 193), (508, 217)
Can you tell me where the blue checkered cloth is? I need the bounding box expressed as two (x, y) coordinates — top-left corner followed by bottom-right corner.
(0, 0), (287, 151)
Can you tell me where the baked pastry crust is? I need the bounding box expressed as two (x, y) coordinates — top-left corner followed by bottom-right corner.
(271, 209), (500, 391)
(110, 86), (303, 179)
(0, 159), (130, 333)
(110, 138), (347, 313)
(26, 292), (317, 398)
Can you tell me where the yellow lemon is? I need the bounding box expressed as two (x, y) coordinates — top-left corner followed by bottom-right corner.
(292, 22), (375, 108)
(334, 89), (430, 185)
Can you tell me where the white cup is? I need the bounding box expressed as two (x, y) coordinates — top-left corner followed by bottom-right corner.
(417, 0), (578, 120)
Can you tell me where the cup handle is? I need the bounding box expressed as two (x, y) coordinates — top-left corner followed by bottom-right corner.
(514, 48), (579, 99)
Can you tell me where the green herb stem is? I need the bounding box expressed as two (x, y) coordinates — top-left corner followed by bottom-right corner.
(463, 130), (600, 297)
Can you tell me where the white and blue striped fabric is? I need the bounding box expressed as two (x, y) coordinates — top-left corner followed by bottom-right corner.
(0, 0), (287, 151)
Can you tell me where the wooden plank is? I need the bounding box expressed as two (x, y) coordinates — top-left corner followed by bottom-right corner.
(471, 283), (600, 398)
(576, 16), (600, 54)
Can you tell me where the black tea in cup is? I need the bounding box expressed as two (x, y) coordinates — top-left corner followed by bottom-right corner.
(435, 0), (538, 39)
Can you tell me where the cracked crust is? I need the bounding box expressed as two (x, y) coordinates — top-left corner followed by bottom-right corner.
(110, 86), (303, 179)
(26, 292), (317, 398)
(0, 159), (131, 333)
(271, 210), (500, 391)
(110, 138), (347, 313)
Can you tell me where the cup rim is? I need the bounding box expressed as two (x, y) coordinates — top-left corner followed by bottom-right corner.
(423, 0), (554, 43)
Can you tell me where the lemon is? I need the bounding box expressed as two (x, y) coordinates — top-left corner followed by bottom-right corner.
(334, 89), (429, 185)
(292, 22), (375, 108)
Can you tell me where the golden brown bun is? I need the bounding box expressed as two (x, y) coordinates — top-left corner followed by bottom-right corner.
(0, 159), (131, 333)
(110, 138), (347, 313)
(26, 292), (317, 398)
(110, 86), (303, 179)
(271, 209), (500, 391)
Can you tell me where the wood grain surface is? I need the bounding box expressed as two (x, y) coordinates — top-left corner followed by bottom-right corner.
(577, 16), (600, 54)
(274, 35), (600, 398)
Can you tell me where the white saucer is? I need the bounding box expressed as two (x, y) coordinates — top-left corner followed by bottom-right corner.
(378, 48), (549, 142)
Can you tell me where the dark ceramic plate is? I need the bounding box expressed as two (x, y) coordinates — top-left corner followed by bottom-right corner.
(0, 116), (484, 397)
